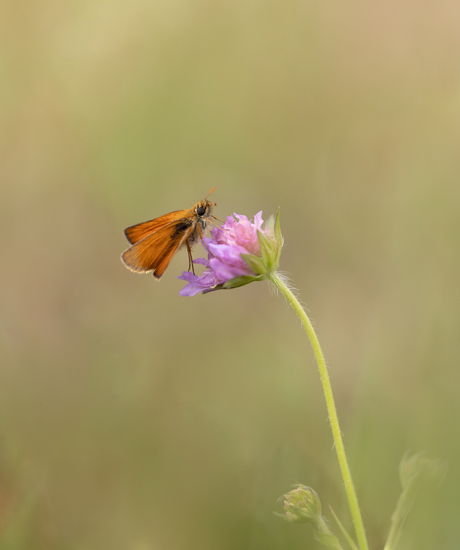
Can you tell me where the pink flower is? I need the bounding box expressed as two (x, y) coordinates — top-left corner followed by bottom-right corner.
(178, 211), (283, 296)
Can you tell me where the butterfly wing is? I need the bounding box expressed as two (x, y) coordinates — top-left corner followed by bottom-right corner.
(121, 218), (195, 279)
(124, 210), (191, 244)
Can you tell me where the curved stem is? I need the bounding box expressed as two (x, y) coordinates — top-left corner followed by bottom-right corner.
(269, 272), (369, 550)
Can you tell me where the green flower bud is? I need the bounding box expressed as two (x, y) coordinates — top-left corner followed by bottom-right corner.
(276, 485), (322, 524)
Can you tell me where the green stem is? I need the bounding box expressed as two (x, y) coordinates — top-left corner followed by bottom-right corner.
(269, 272), (369, 550)
(382, 485), (413, 550)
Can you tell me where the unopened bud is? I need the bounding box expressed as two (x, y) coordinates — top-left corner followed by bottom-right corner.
(276, 485), (322, 524)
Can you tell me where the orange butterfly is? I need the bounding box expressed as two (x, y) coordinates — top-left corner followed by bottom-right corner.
(121, 188), (219, 279)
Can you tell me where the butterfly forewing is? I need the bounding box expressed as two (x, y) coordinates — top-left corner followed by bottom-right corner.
(124, 210), (191, 244)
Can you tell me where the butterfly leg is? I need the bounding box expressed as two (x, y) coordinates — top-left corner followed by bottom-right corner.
(207, 218), (223, 228)
(197, 224), (215, 258)
(186, 240), (195, 274)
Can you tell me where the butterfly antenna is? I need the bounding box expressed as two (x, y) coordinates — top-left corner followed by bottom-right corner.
(205, 186), (215, 199)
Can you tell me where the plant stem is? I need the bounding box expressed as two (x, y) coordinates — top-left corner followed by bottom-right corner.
(382, 477), (416, 550)
(269, 272), (369, 550)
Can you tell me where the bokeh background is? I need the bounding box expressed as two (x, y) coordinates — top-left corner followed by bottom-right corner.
(1, 0), (459, 548)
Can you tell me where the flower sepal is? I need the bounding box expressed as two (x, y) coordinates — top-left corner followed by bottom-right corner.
(240, 253), (267, 276)
(223, 273), (266, 289)
(241, 210), (283, 276)
(201, 274), (265, 294)
(273, 209), (283, 262)
(256, 229), (278, 272)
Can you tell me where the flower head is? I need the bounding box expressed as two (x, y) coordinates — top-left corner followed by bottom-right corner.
(178, 210), (283, 296)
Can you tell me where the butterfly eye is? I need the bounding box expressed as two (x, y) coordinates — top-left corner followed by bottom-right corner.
(197, 206), (206, 216)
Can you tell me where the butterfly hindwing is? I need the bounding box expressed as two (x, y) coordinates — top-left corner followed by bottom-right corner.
(121, 218), (194, 278)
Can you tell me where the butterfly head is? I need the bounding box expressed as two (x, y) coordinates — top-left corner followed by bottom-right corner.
(195, 199), (214, 219)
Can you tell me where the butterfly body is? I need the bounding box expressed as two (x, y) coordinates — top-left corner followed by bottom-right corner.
(121, 195), (215, 279)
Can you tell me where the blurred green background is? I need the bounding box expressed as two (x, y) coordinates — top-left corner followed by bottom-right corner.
(1, 0), (459, 548)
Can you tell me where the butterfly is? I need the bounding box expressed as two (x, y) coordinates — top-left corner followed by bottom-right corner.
(121, 188), (219, 279)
